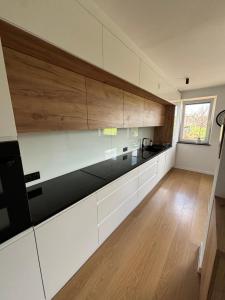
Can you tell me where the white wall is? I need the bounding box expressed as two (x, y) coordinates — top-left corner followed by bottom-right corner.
(19, 127), (154, 186)
(175, 85), (225, 175)
(0, 0), (180, 101)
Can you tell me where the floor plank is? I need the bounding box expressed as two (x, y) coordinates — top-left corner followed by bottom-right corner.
(54, 169), (213, 300)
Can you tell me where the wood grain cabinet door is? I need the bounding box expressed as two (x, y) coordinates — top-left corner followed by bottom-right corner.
(143, 99), (165, 126)
(3, 47), (88, 132)
(86, 78), (124, 129)
(123, 92), (144, 127)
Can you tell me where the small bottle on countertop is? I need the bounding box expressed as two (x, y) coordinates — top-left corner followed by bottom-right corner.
(150, 139), (153, 146)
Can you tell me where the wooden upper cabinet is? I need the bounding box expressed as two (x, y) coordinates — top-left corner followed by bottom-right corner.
(86, 78), (124, 129)
(123, 92), (144, 127)
(143, 100), (165, 126)
(154, 105), (175, 144)
(3, 47), (88, 132)
(2, 40), (169, 133)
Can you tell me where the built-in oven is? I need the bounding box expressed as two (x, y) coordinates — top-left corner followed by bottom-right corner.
(0, 141), (31, 244)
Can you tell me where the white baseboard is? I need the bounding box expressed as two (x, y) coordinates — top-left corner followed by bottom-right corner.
(174, 165), (214, 176)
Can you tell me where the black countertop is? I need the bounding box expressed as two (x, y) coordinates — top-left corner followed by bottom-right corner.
(27, 146), (170, 226)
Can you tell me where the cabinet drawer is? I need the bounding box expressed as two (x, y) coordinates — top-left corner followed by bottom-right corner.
(35, 194), (98, 300)
(97, 168), (139, 202)
(138, 156), (157, 174)
(98, 175), (139, 223)
(138, 171), (158, 202)
(99, 191), (139, 244)
(139, 160), (158, 187)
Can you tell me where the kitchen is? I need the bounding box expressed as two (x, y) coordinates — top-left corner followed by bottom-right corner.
(0, 1), (225, 300)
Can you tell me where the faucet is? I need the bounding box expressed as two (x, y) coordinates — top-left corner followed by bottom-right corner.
(142, 138), (150, 150)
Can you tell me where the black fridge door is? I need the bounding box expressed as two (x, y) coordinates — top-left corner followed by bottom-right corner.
(0, 141), (31, 244)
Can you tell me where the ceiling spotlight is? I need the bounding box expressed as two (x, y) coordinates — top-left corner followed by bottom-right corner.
(185, 77), (189, 84)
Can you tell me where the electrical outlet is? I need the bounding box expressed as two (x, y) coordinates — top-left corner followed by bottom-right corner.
(123, 147), (128, 152)
(24, 171), (40, 183)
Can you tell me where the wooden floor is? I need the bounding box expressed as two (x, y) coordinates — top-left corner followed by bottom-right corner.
(54, 169), (213, 300)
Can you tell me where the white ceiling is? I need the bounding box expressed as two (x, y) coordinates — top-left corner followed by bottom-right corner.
(93, 0), (225, 91)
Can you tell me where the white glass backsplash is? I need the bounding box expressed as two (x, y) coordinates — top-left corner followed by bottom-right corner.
(19, 127), (154, 186)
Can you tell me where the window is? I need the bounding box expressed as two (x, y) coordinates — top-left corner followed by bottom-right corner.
(179, 99), (214, 144)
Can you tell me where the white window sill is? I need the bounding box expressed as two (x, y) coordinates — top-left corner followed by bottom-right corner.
(178, 141), (211, 146)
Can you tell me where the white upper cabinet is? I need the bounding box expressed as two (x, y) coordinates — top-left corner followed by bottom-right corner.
(0, 0), (180, 97)
(139, 61), (159, 95)
(140, 60), (180, 101)
(103, 27), (140, 85)
(0, 230), (45, 300)
(0, 40), (17, 140)
(157, 78), (180, 102)
(0, 0), (103, 68)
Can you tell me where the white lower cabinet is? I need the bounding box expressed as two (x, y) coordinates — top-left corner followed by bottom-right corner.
(33, 148), (175, 299)
(97, 150), (174, 245)
(0, 229), (45, 300)
(165, 147), (176, 174)
(97, 168), (139, 244)
(138, 158), (158, 202)
(157, 152), (166, 181)
(157, 147), (176, 182)
(97, 169), (139, 223)
(35, 194), (98, 300)
(98, 191), (139, 244)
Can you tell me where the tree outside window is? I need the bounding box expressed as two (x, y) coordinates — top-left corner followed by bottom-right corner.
(180, 99), (214, 144)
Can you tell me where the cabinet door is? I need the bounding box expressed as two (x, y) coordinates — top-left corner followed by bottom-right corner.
(0, 230), (45, 300)
(143, 99), (165, 126)
(0, 40), (17, 140)
(4, 47), (88, 132)
(138, 158), (158, 202)
(0, 1), (103, 68)
(86, 78), (124, 129)
(165, 148), (176, 174)
(170, 147), (176, 169)
(35, 194), (98, 300)
(124, 92), (144, 127)
(139, 60), (159, 95)
(157, 153), (166, 182)
(103, 28), (140, 85)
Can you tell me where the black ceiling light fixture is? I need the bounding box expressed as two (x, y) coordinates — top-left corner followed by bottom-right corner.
(185, 77), (189, 84)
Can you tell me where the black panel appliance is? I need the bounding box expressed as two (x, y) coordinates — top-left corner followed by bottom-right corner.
(0, 141), (31, 244)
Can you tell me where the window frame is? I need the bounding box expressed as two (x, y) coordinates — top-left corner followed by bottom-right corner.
(179, 98), (215, 145)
